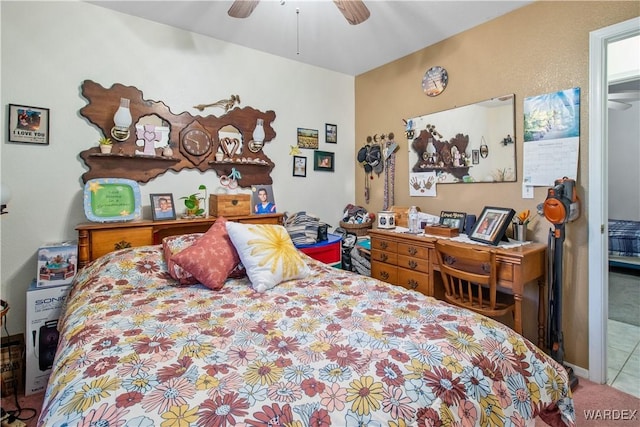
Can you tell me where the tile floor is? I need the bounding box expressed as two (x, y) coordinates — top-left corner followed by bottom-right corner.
(607, 318), (640, 398)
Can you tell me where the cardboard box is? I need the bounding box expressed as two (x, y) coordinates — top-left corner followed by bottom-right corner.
(25, 281), (71, 395)
(209, 194), (252, 217)
(1, 334), (25, 397)
(37, 240), (78, 287)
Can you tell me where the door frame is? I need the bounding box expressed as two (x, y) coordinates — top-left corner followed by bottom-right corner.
(588, 17), (640, 384)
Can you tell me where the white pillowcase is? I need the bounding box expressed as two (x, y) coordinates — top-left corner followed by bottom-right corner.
(225, 222), (310, 292)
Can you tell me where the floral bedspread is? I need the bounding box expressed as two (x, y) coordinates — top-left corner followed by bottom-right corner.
(39, 245), (575, 426)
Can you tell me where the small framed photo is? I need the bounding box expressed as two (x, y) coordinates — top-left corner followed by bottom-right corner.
(314, 150), (335, 172)
(150, 193), (176, 221)
(293, 155), (307, 177)
(439, 211), (466, 231)
(469, 206), (515, 245)
(472, 150), (480, 165)
(252, 185), (277, 214)
(8, 104), (50, 145)
(325, 123), (337, 143)
(297, 127), (319, 149)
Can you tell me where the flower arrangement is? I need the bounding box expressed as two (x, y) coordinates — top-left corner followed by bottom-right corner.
(514, 209), (531, 226)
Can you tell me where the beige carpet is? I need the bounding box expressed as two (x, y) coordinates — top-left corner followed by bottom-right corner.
(2, 377), (638, 426)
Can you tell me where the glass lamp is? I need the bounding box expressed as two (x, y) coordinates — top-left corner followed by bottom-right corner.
(248, 118), (265, 153)
(111, 98), (132, 141)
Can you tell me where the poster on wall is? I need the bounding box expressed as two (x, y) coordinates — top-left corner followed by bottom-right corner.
(409, 171), (437, 197)
(8, 104), (50, 145)
(522, 88), (580, 187)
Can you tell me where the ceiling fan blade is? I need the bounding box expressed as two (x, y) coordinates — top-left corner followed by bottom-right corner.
(333, 0), (370, 25)
(608, 91), (640, 102)
(608, 100), (632, 111)
(228, 0), (260, 19)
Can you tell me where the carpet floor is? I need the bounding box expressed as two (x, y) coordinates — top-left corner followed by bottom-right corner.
(2, 377), (638, 426)
(609, 268), (640, 327)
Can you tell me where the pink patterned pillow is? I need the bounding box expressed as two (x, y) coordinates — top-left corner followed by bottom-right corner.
(162, 233), (203, 285)
(170, 217), (241, 290)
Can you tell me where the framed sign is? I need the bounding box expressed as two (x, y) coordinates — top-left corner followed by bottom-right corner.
(469, 206), (515, 245)
(439, 211), (466, 231)
(8, 104), (50, 145)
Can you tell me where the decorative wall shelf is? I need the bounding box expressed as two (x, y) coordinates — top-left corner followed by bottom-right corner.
(78, 80), (277, 185)
(411, 130), (471, 180)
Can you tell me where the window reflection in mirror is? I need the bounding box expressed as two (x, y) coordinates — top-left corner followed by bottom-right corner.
(408, 94), (516, 184)
(217, 124), (243, 159)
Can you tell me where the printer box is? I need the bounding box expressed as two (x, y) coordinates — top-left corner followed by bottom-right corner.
(37, 240), (78, 287)
(25, 281), (71, 395)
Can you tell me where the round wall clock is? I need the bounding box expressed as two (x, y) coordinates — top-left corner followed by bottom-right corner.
(422, 66), (448, 97)
(179, 121), (212, 166)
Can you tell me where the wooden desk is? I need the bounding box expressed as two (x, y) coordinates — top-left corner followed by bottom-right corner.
(369, 230), (546, 348)
(76, 213), (283, 268)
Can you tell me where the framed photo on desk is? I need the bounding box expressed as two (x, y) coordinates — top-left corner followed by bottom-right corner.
(439, 211), (466, 231)
(469, 206), (515, 245)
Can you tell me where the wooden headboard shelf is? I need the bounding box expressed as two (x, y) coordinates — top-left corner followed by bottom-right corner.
(78, 80), (277, 186)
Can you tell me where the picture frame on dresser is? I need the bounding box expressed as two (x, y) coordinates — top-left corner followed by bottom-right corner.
(439, 211), (466, 231)
(469, 206), (515, 245)
(150, 193), (176, 221)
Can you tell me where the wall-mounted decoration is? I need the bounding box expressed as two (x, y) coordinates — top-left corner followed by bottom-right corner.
(469, 206), (515, 245)
(325, 123), (337, 143)
(422, 66), (448, 97)
(83, 178), (142, 222)
(314, 151), (335, 172)
(8, 104), (50, 145)
(472, 150), (480, 165)
(78, 80), (277, 186)
(297, 128), (319, 149)
(407, 94), (516, 184)
(252, 185), (277, 214)
(293, 156), (307, 177)
(150, 193), (176, 221)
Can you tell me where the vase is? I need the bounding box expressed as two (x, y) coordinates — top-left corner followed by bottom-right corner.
(162, 145), (173, 157)
(99, 144), (112, 154)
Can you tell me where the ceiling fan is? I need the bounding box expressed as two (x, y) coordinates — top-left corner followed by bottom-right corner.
(228, 0), (370, 25)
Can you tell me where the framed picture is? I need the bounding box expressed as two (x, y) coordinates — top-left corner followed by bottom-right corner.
(8, 104), (50, 145)
(314, 150), (335, 172)
(252, 185), (277, 214)
(325, 123), (337, 143)
(297, 127), (319, 149)
(439, 211), (466, 231)
(293, 155), (307, 177)
(469, 206), (515, 245)
(472, 150), (480, 165)
(150, 193), (176, 221)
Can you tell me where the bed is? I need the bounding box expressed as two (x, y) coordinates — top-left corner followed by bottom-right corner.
(39, 220), (575, 427)
(609, 219), (640, 269)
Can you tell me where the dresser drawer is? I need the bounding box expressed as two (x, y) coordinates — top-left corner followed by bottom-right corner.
(91, 227), (154, 260)
(397, 268), (429, 294)
(398, 242), (428, 259)
(371, 262), (398, 284)
(371, 249), (398, 265)
(397, 254), (429, 274)
(372, 238), (398, 252)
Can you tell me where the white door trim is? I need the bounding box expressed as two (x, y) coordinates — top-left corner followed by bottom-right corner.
(588, 17), (640, 384)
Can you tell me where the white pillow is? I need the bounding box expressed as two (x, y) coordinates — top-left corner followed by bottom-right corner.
(225, 222), (310, 292)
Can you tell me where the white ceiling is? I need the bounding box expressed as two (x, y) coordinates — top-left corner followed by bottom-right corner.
(90, 0), (533, 76)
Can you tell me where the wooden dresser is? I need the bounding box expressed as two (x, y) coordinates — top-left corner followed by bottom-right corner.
(76, 213), (283, 267)
(369, 229), (547, 347)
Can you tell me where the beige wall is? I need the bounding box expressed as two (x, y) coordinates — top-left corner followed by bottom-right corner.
(355, 1), (640, 369)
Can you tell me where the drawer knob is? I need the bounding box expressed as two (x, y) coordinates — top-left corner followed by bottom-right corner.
(408, 279), (418, 290)
(408, 260), (418, 269)
(381, 242), (388, 250)
(115, 240), (132, 250)
(408, 247), (418, 256)
(381, 271), (389, 280)
(381, 253), (388, 262)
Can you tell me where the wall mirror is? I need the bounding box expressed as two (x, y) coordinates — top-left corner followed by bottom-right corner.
(407, 94), (516, 185)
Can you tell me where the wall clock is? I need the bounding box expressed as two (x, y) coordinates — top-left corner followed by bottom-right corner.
(179, 121), (212, 166)
(422, 66), (448, 97)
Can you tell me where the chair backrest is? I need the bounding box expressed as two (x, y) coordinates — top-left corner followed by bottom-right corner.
(435, 240), (498, 310)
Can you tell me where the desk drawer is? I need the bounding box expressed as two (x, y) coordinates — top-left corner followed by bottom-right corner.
(371, 249), (397, 265)
(497, 262), (514, 282)
(91, 228), (153, 260)
(397, 268), (429, 294)
(397, 254), (429, 273)
(398, 242), (428, 259)
(372, 238), (398, 252)
(372, 263), (397, 284)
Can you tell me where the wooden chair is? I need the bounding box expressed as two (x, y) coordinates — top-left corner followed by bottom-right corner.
(435, 240), (519, 333)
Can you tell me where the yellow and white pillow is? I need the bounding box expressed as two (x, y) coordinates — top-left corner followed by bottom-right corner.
(226, 222), (310, 292)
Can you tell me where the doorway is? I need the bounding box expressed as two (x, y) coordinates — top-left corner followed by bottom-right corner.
(588, 17), (640, 385)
